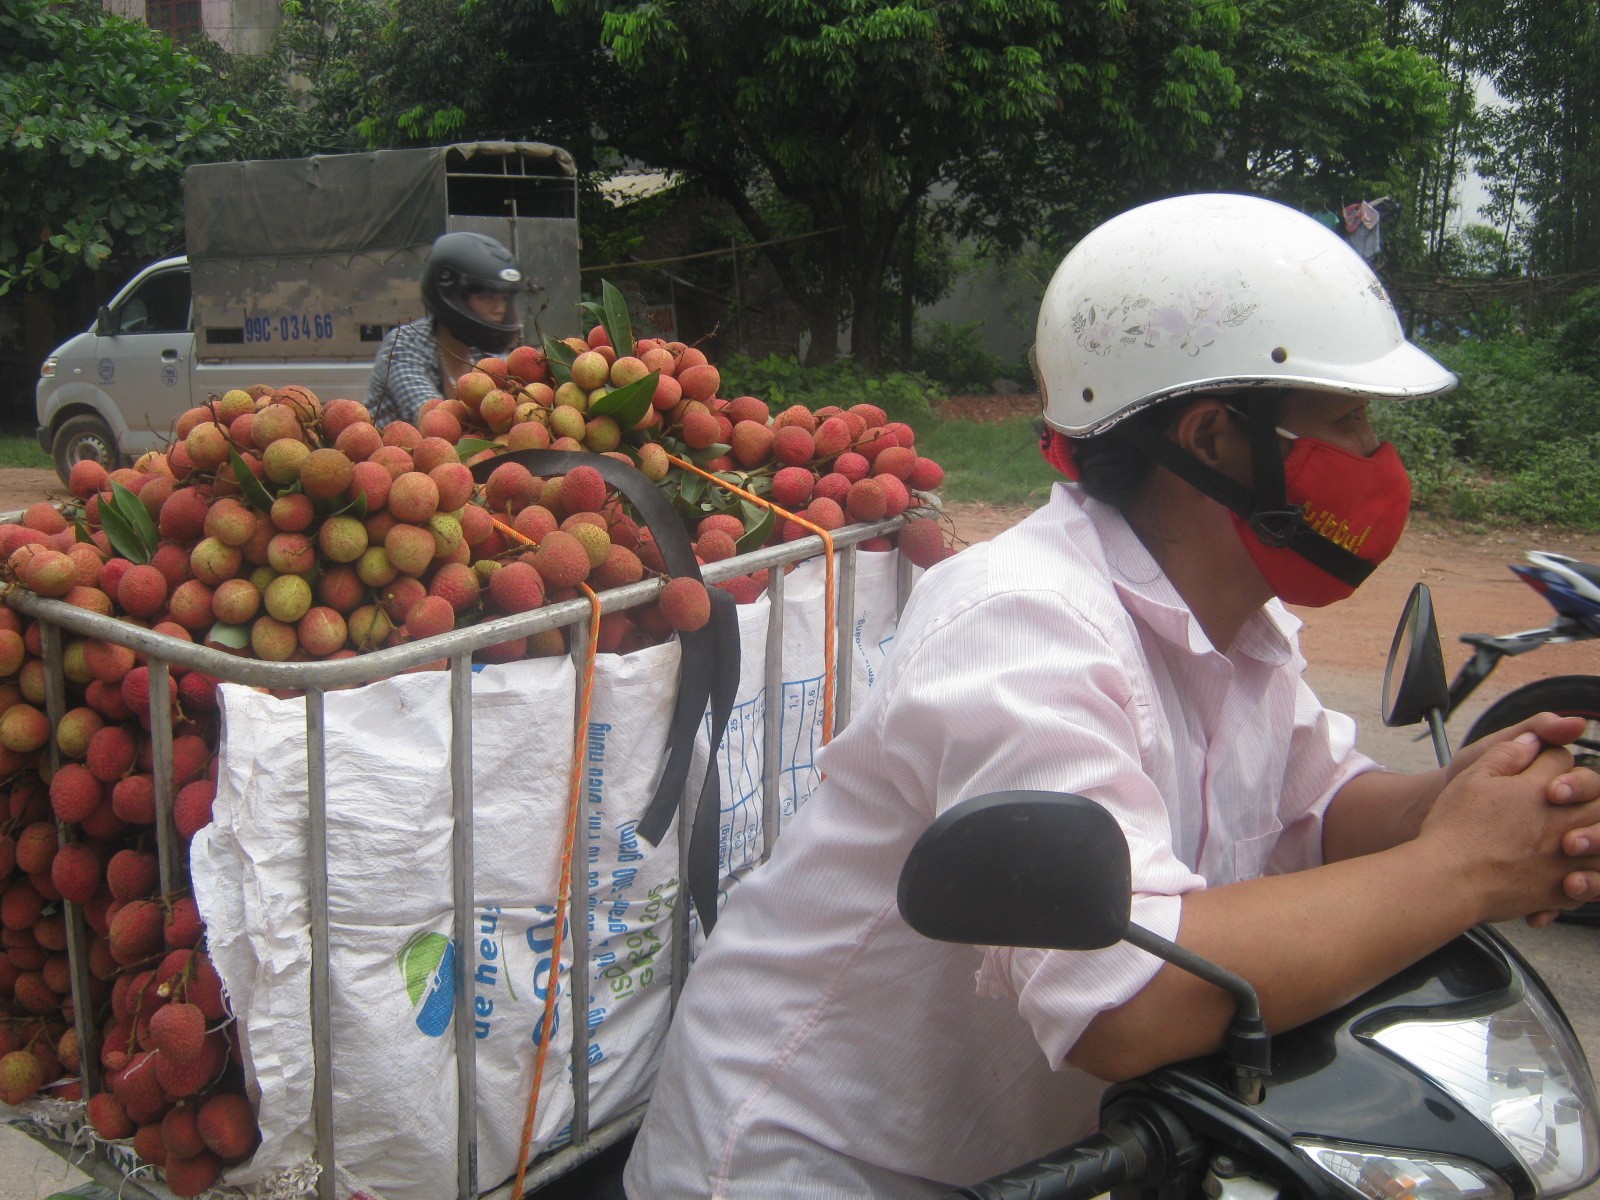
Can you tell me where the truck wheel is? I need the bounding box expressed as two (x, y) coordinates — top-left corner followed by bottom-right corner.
(50, 413), (119, 484)
(1464, 675), (1600, 926)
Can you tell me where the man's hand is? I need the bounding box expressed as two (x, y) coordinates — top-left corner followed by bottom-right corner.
(1419, 727), (1600, 926)
(1444, 713), (1600, 926)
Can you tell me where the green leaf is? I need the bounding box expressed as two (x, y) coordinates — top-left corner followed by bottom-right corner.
(579, 300), (607, 328)
(542, 335), (577, 384)
(689, 442), (731, 465)
(97, 497), (148, 565)
(457, 438), (501, 462)
(737, 506), (777, 553)
(229, 448), (276, 513)
(321, 492), (370, 521)
(680, 471), (705, 505)
(105, 481), (158, 562)
(73, 519), (94, 545)
(587, 370), (658, 431)
(601, 280), (635, 358)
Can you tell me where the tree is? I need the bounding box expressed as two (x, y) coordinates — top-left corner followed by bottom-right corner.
(1148, 0), (1454, 277)
(1463, 0), (1600, 275)
(189, 0), (391, 161)
(549, 0), (1243, 368)
(0, 0), (242, 294)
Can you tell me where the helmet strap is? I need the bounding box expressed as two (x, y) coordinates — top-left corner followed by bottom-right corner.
(1110, 409), (1375, 589)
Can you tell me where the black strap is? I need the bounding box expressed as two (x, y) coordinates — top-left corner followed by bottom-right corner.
(688, 588), (740, 932)
(1111, 419), (1374, 589)
(468, 450), (741, 851)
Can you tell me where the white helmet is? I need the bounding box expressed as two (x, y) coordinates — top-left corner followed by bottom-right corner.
(1035, 193), (1456, 436)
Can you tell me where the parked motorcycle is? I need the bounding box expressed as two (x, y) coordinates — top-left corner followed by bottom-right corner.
(1445, 550), (1600, 923)
(898, 583), (1600, 1200)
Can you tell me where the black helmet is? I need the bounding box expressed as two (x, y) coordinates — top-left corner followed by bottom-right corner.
(421, 232), (523, 352)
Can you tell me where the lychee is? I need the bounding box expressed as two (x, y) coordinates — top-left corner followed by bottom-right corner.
(107, 850), (158, 902)
(174, 780), (216, 840)
(404, 595), (455, 641)
(50, 763), (103, 823)
(116, 563), (168, 619)
(149, 1001), (206, 1065)
(164, 897), (203, 950)
(658, 577), (712, 632)
(112, 775), (157, 825)
(89, 1089), (135, 1139)
(162, 1105), (207, 1159)
(897, 517), (950, 568)
(533, 531), (590, 589)
(86, 724), (138, 784)
(298, 607), (348, 658)
(845, 478), (888, 522)
(109, 899), (164, 965)
(299, 447), (355, 500)
(388, 472), (441, 524)
(772, 425), (815, 466)
(50, 841), (100, 904)
(0, 1049), (43, 1104)
(203, 497), (258, 547)
(486, 562), (544, 615)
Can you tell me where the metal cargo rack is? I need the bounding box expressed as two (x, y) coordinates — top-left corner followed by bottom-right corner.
(5, 516), (915, 1199)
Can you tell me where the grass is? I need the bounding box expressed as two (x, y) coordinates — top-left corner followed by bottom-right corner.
(0, 434), (51, 470)
(914, 415), (1057, 507)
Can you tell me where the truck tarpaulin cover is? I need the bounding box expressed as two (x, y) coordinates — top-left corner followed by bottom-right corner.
(184, 142), (575, 259)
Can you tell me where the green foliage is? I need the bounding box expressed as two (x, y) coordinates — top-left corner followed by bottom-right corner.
(0, 0), (242, 293)
(1372, 333), (1600, 529)
(327, 0), (610, 155)
(551, 0), (1247, 367)
(0, 436), (51, 470)
(1554, 287), (1600, 377)
(913, 417), (1058, 507)
(189, 0), (388, 159)
(719, 355), (941, 426)
(906, 321), (1025, 394)
(1465, 0), (1600, 273)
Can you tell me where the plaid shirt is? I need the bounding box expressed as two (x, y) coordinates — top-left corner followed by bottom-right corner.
(366, 318), (490, 427)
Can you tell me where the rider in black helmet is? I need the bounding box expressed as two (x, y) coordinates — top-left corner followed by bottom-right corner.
(367, 232), (524, 426)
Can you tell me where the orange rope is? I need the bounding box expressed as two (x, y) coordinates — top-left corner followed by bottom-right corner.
(512, 578), (603, 1194)
(665, 455), (839, 745)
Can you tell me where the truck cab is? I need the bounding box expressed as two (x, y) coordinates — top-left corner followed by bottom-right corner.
(35, 256), (373, 481)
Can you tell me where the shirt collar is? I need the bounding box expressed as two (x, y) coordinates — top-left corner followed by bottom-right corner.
(1056, 485), (1296, 666)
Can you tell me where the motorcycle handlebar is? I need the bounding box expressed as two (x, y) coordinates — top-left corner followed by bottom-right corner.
(947, 1126), (1139, 1200)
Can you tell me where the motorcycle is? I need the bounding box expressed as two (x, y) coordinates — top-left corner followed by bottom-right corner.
(1444, 550), (1600, 924)
(898, 583), (1600, 1200)
(1447, 550), (1600, 755)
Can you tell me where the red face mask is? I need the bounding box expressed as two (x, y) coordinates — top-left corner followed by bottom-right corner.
(1230, 436), (1412, 608)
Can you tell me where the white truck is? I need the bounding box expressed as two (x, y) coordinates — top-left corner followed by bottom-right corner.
(35, 141), (580, 482)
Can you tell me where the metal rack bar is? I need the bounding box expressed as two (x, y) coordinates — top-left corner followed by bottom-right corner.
(449, 655), (480, 1200)
(303, 688), (337, 1200)
(760, 564), (785, 861)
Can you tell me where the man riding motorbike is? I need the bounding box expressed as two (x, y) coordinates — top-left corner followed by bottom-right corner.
(622, 193), (1600, 1199)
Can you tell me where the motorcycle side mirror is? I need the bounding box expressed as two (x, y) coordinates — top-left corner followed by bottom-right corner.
(1382, 583), (1453, 765)
(897, 790), (1132, 951)
(95, 305), (118, 337)
(899, 790), (1274, 1102)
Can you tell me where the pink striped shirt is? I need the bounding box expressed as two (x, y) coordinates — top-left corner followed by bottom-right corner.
(625, 484), (1376, 1198)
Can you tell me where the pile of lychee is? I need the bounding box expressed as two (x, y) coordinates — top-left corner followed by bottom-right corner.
(0, 319), (953, 1191)
(0, 519), (254, 1194)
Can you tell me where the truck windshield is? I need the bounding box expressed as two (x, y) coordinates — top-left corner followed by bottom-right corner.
(117, 270), (191, 334)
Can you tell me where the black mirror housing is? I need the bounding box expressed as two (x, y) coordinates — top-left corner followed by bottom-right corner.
(1382, 583), (1451, 727)
(898, 791), (1132, 952)
(95, 304), (117, 337)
